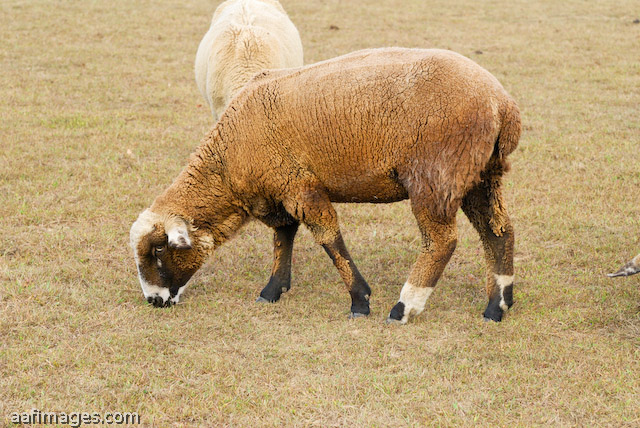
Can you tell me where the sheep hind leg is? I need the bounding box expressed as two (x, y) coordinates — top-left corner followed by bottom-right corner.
(284, 188), (371, 317)
(461, 181), (515, 322)
(387, 206), (458, 325)
(257, 222), (299, 303)
(608, 253), (640, 277)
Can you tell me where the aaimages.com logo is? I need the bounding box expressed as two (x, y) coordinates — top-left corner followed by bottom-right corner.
(9, 409), (141, 427)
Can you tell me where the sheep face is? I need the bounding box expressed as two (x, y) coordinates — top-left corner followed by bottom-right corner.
(130, 210), (205, 308)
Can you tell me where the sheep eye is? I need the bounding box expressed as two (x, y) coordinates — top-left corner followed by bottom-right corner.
(153, 246), (164, 256)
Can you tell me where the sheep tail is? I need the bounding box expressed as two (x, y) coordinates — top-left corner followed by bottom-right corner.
(482, 98), (521, 236)
(495, 98), (521, 165)
(485, 172), (509, 237)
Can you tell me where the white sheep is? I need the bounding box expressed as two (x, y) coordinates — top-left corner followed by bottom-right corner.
(195, 0), (303, 120)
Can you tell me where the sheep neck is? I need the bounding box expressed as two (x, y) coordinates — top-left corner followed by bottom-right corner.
(151, 136), (247, 250)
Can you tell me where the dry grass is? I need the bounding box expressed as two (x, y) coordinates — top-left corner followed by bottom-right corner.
(2, 0), (640, 426)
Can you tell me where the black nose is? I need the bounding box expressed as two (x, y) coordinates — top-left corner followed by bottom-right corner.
(147, 295), (171, 308)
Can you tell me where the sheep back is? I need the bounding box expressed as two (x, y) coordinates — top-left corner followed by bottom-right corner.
(212, 48), (521, 219)
(195, 0), (304, 120)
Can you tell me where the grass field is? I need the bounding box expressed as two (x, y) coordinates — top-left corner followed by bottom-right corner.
(2, 0), (639, 426)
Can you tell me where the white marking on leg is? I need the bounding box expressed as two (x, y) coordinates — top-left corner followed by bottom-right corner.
(398, 282), (434, 323)
(494, 274), (514, 312)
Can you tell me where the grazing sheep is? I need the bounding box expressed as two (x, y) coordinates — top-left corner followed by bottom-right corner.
(608, 253), (640, 277)
(195, 0), (303, 120)
(131, 48), (521, 323)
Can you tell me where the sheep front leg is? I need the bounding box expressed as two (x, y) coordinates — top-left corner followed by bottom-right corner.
(284, 188), (371, 317)
(461, 182), (515, 322)
(257, 223), (299, 303)
(321, 233), (372, 317)
(387, 207), (458, 324)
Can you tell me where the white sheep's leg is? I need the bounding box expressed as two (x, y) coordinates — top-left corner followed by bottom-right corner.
(608, 253), (640, 277)
(461, 181), (515, 322)
(257, 223), (299, 303)
(387, 209), (458, 324)
(284, 188), (371, 317)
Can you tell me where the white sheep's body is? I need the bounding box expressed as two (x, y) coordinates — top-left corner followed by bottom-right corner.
(195, 0), (303, 120)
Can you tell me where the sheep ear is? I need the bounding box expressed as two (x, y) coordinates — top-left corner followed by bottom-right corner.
(166, 217), (192, 249)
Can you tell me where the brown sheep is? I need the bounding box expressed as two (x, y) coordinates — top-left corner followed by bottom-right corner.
(608, 253), (640, 277)
(130, 48), (521, 323)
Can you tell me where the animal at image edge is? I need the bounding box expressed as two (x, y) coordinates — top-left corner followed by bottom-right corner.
(131, 48), (521, 324)
(195, 0), (304, 121)
(608, 253), (640, 277)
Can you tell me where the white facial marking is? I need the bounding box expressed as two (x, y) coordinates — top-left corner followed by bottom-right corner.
(130, 209), (161, 256)
(398, 282), (434, 323)
(494, 274), (514, 312)
(130, 209), (168, 303)
(166, 218), (192, 249)
(167, 229), (191, 248)
(136, 266), (171, 303)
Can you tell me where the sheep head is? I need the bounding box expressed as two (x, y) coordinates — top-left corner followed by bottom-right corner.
(130, 209), (211, 307)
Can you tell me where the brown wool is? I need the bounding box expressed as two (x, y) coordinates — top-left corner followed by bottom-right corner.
(133, 48), (521, 320)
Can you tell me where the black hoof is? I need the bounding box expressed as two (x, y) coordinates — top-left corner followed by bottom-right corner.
(256, 296), (275, 304)
(388, 301), (405, 322)
(349, 291), (371, 317)
(350, 305), (370, 316)
(483, 288), (508, 322)
(258, 277), (290, 304)
(483, 306), (503, 322)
